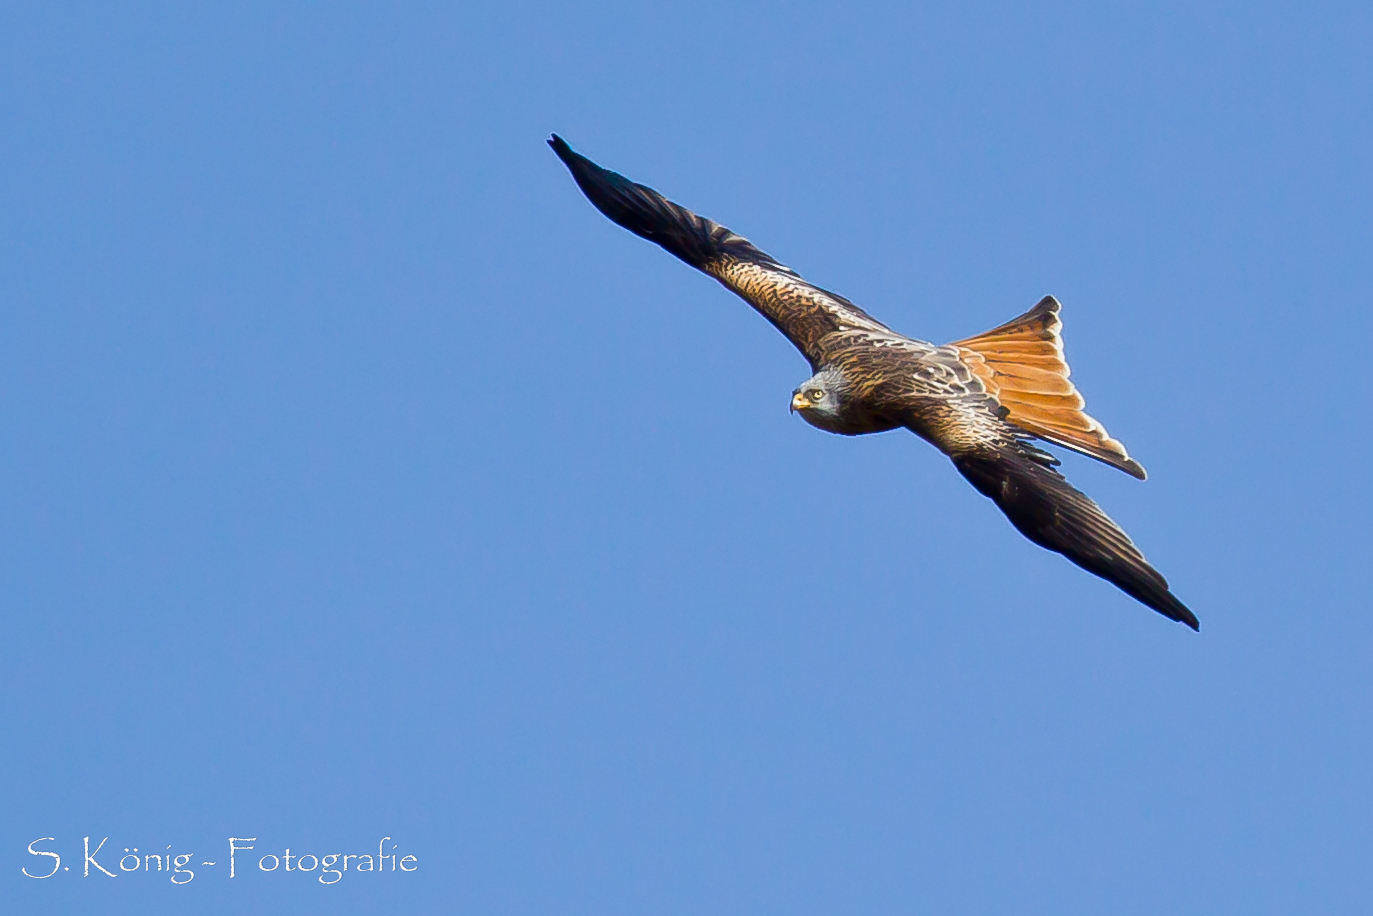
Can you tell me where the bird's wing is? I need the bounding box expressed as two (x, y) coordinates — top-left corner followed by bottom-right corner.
(896, 380), (1197, 629)
(549, 135), (893, 367)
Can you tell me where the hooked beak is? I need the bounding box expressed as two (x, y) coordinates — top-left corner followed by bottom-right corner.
(790, 392), (811, 413)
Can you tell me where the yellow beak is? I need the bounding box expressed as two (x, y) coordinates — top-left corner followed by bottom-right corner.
(791, 392), (812, 412)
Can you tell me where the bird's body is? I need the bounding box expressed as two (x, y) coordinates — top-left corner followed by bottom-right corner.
(549, 135), (1198, 630)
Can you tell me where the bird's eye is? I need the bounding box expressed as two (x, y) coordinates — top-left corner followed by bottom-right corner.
(808, 389), (825, 401)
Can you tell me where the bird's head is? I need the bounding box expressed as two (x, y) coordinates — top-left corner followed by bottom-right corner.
(790, 367), (849, 431)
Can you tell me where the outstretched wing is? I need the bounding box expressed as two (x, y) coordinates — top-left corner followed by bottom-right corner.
(908, 391), (1197, 629)
(549, 135), (892, 366)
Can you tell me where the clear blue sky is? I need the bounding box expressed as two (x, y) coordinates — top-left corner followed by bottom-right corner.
(3, 2), (1371, 913)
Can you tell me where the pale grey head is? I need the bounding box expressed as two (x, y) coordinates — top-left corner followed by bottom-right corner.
(790, 365), (900, 436)
(790, 366), (855, 434)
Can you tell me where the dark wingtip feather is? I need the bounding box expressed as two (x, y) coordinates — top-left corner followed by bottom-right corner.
(546, 134), (723, 268)
(1141, 586), (1199, 630)
(953, 451), (1200, 631)
(1096, 563), (1199, 630)
(546, 134), (604, 189)
(548, 134), (598, 184)
(1167, 597), (1200, 631)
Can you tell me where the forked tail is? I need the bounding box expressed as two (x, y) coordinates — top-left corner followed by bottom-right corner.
(953, 297), (1147, 480)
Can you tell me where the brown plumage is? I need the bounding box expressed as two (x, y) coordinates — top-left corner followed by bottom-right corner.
(549, 135), (1197, 630)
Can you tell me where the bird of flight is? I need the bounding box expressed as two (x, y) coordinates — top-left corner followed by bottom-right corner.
(549, 135), (1197, 630)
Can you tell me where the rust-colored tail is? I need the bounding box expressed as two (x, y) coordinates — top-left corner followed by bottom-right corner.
(953, 297), (1146, 479)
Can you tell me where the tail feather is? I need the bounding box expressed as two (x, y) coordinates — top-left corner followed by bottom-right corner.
(954, 297), (1147, 480)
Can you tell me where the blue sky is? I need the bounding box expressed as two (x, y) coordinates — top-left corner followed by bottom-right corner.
(3, 2), (1371, 913)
